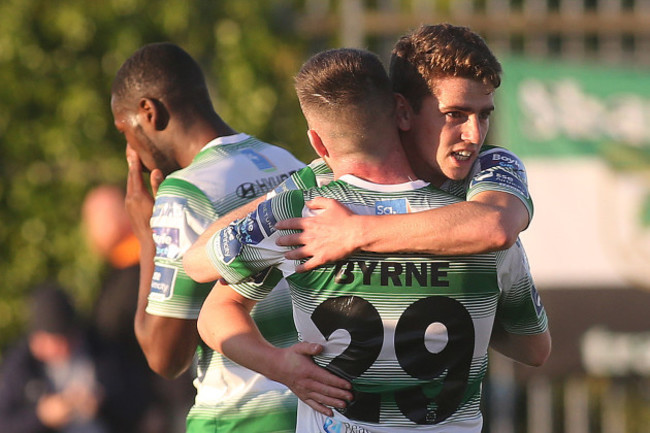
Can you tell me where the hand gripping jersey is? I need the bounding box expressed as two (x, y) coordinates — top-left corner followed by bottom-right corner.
(207, 175), (548, 433)
(146, 133), (305, 433)
(272, 145), (534, 221)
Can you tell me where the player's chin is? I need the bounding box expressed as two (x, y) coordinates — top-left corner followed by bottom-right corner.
(443, 165), (471, 182)
(450, 156), (476, 176)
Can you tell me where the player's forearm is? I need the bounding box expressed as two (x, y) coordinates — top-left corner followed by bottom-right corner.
(134, 242), (197, 378)
(183, 230), (222, 283)
(184, 197), (264, 282)
(197, 287), (279, 379)
(134, 240), (156, 349)
(355, 201), (511, 255)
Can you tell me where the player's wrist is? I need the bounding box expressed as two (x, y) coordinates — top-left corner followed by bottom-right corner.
(259, 346), (292, 383)
(351, 214), (373, 252)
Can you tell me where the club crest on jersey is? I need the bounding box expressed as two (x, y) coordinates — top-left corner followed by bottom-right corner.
(375, 198), (410, 215)
(150, 264), (177, 300)
(239, 148), (276, 172)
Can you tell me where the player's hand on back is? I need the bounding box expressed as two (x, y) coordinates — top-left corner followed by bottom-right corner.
(272, 341), (353, 417)
(275, 197), (361, 272)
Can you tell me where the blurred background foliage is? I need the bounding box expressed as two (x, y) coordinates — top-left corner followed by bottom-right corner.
(0, 0), (323, 356)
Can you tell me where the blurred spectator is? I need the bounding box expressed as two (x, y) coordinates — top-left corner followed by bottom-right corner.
(81, 185), (193, 433)
(82, 185), (141, 356)
(0, 283), (137, 432)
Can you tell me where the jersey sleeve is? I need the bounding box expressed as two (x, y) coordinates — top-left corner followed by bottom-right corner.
(494, 240), (548, 335)
(466, 147), (534, 223)
(206, 190), (305, 300)
(146, 178), (216, 319)
(267, 158), (334, 198)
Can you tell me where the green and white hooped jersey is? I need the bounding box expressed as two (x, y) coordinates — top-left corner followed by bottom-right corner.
(146, 133), (304, 433)
(271, 145), (534, 221)
(208, 175), (548, 432)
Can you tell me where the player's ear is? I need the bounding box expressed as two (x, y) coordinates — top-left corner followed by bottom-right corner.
(395, 93), (412, 132)
(138, 97), (170, 131)
(307, 129), (329, 158)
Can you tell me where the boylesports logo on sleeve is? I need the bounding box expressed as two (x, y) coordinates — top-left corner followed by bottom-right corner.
(479, 149), (525, 174)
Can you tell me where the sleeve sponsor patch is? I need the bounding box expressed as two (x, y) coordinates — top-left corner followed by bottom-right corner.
(239, 211), (266, 245)
(256, 200), (277, 237)
(216, 200), (277, 265)
(152, 227), (181, 259)
(478, 149), (527, 179)
(150, 264), (177, 301)
(469, 168), (530, 199)
(217, 224), (243, 265)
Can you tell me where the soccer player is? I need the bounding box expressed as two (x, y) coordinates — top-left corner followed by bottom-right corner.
(275, 23), (533, 269)
(196, 48), (549, 432)
(110, 42), (316, 432)
(183, 23), (533, 281)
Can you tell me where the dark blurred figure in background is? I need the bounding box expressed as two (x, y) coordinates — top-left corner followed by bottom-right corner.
(0, 283), (139, 432)
(82, 185), (194, 433)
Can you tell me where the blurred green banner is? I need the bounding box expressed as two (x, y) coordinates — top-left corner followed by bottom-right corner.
(496, 56), (650, 162)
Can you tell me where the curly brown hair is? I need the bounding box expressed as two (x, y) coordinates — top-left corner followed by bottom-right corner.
(389, 23), (502, 112)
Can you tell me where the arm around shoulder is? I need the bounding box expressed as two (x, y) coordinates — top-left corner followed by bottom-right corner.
(469, 190), (530, 251)
(184, 197), (265, 283)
